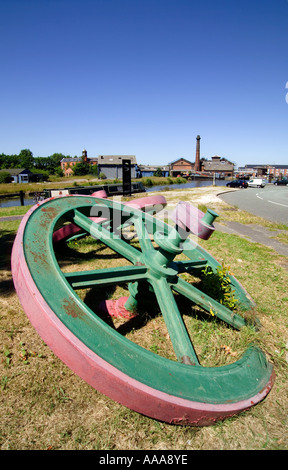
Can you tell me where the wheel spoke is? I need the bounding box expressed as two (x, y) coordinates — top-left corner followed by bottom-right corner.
(64, 265), (148, 289)
(72, 209), (140, 263)
(151, 277), (200, 366)
(133, 216), (155, 253)
(171, 277), (246, 329)
(173, 259), (208, 273)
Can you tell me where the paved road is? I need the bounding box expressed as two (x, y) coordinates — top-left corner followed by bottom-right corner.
(218, 184), (288, 224)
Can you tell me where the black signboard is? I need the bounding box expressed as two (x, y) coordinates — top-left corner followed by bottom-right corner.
(122, 159), (131, 196)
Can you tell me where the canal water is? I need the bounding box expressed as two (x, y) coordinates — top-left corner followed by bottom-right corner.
(0, 180), (228, 208)
(145, 179), (227, 193)
(0, 195), (35, 208)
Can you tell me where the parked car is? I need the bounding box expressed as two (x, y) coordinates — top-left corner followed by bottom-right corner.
(226, 179), (248, 188)
(274, 178), (288, 185)
(247, 178), (267, 188)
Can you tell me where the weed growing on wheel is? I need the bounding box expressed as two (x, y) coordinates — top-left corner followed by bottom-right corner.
(199, 263), (239, 312)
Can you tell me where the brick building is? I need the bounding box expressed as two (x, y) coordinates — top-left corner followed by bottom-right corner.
(169, 158), (194, 176)
(237, 164), (288, 180)
(201, 156), (234, 177)
(60, 150), (98, 177)
(267, 165), (288, 179)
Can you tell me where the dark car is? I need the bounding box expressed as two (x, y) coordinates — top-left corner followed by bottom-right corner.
(226, 180), (248, 188)
(274, 178), (288, 185)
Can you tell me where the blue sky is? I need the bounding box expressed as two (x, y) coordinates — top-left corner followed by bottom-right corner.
(1, 0), (288, 168)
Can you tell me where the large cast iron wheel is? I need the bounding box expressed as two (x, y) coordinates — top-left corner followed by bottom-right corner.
(11, 195), (275, 426)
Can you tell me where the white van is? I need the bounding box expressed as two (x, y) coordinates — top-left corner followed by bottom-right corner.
(248, 178), (267, 188)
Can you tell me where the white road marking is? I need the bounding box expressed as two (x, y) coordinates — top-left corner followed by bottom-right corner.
(255, 191), (288, 208)
(267, 200), (288, 208)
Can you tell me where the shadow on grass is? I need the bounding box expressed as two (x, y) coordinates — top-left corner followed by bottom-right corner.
(54, 240), (121, 268)
(82, 281), (214, 339)
(0, 229), (16, 297)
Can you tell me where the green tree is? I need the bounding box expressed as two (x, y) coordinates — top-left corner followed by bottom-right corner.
(0, 153), (21, 168)
(18, 149), (34, 169)
(34, 157), (52, 171)
(89, 164), (98, 176)
(72, 162), (90, 176)
(54, 166), (64, 177)
(34, 154), (69, 174)
(48, 153), (66, 168)
(154, 167), (163, 177)
(0, 171), (12, 183)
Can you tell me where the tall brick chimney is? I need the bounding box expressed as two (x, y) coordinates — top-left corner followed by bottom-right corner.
(82, 149), (88, 162)
(194, 135), (201, 172)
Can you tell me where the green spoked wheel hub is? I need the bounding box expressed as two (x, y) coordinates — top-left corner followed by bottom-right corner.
(11, 195), (275, 426)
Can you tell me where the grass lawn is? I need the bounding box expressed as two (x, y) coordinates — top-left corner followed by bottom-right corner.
(0, 190), (287, 450)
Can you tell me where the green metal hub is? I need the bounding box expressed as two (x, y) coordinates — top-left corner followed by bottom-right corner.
(125, 227), (185, 315)
(140, 249), (179, 280)
(154, 230), (184, 266)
